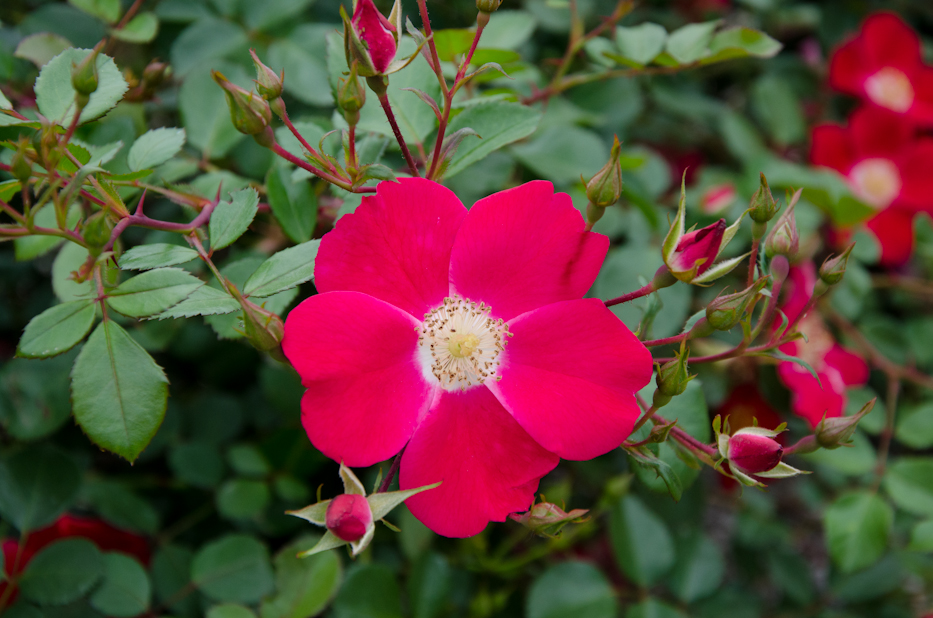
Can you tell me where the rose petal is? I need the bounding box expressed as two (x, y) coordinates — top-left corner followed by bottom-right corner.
(399, 387), (559, 538)
(897, 140), (933, 208)
(283, 291), (435, 467)
(448, 181), (608, 321)
(850, 106), (915, 158)
(777, 362), (847, 427)
(828, 39), (866, 95)
(487, 299), (652, 460)
(861, 12), (921, 71)
(315, 178), (467, 319)
(811, 124), (855, 173)
(866, 207), (916, 266)
(825, 344), (870, 387)
(911, 66), (933, 126)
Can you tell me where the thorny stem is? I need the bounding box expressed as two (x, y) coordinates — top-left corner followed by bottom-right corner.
(378, 92), (420, 177)
(631, 405), (659, 433)
(348, 124), (358, 170)
(280, 108), (326, 165)
(642, 333), (689, 348)
(102, 189), (222, 254)
(605, 281), (654, 307)
(270, 141), (376, 193)
(416, 0), (449, 100)
(428, 14), (487, 179)
(378, 448), (405, 493)
(746, 238), (760, 289)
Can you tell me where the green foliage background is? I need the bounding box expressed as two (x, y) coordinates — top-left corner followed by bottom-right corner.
(2, 0), (933, 616)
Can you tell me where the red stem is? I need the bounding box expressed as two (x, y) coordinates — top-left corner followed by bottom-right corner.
(605, 281), (654, 307)
(271, 142), (375, 192)
(377, 93), (420, 177)
(642, 333), (687, 348)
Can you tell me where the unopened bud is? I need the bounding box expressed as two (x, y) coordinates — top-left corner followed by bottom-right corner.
(32, 121), (61, 171)
(10, 139), (33, 184)
(240, 297), (285, 354)
(749, 172), (779, 224)
(212, 70), (272, 135)
(727, 429), (783, 474)
(653, 346), (692, 408)
(338, 62), (367, 125)
(509, 502), (589, 538)
(83, 211), (114, 254)
(71, 48), (100, 107)
(342, 0), (398, 77)
(249, 49), (284, 101)
(325, 493), (374, 542)
(764, 195), (800, 259)
(706, 277), (768, 331)
(477, 0), (503, 13)
(818, 243), (854, 287)
(815, 398), (876, 449)
(586, 135), (623, 208)
(142, 60), (170, 85)
(666, 219), (726, 282)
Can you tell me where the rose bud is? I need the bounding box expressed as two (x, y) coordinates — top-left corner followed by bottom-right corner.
(705, 277), (768, 331)
(212, 71), (271, 135)
(325, 493), (374, 542)
(818, 243), (855, 287)
(764, 192), (801, 260)
(653, 345), (693, 408)
(727, 428), (784, 475)
(343, 0), (400, 77)
(749, 172), (779, 225)
(669, 219), (726, 277)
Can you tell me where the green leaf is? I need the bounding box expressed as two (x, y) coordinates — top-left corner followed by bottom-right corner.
(210, 188), (260, 250)
(14, 33), (72, 68)
(169, 442), (226, 488)
(69, 0), (120, 23)
(179, 62), (248, 158)
(883, 457), (933, 517)
(14, 203), (82, 261)
(0, 446), (81, 531)
(127, 128), (186, 171)
(511, 126), (608, 185)
(107, 267), (204, 318)
(209, 605), (257, 618)
(192, 535), (275, 604)
(265, 167), (317, 244)
(526, 561), (616, 618)
(227, 444), (272, 478)
(665, 21), (718, 64)
(119, 243), (199, 270)
(170, 17), (249, 76)
(71, 320), (169, 461)
(90, 553), (151, 617)
(19, 539), (103, 605)
(908, 519), (933, 552)
(243, 240), (321, 298)
(152, 546), (195, 616)
(752, 74), (804, 146)
(610, 496), (674, 586)
(443, 100), (542, 179)
(332, 564), (402, 618)
(895, 401), (933, 449)
(243, 0), (314, 32)
(407, 552), (450, 618)
(824, 490), (893, 573)
(16, 299), (96, 358)
(625, 599), (687, 618)
(0, 355), (74, 441)
(156, 285), (241, 319)
(266, 38), (331, 107)
(85, 480), (160, 534)
(111, 12), (159, 43)
(615, 23), (667, 65)
(703, 27), (782, 64)
(35, 48), (129, 126)
(260, 537), (342, 618)
(667, 533), (725, 603)
(217, 479), (271, 520)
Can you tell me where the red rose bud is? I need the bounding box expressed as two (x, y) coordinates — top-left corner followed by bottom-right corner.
(249, 49), (284, 101)
(212, 70), (271, 135)
(668, 219), (726, 279)
(764, 194), (800, 260)
(325, 493), (373, 542)
(727, 429), (783, 474)
(706, 277), (768, 331)
(818, 243), (854, 287)
(343, 0), (398, 77)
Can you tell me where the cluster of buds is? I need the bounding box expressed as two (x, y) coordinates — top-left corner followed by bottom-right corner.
(662, 176), (746, 285)
(584, 136), (624, 231)
(714, 416), (806, 487)
(509, 500), (589, 538)
(288, 464), (439, 557)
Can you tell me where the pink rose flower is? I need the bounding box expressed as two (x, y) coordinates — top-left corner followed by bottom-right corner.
(829, 12), (933, 125)
(282, 178), (652, 537)
(775, 265), (869, 427)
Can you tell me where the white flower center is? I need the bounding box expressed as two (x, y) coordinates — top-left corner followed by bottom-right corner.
(849, 158), (901, 209)
(864, 67), (914, 113)
(418, 296), (510, 391)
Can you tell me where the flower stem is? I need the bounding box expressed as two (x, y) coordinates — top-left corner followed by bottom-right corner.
(746, 238), (760, 288)
(642, 333), (688, 348)
(605, 281), (654, 307)
(377, 92), (420, 177)
(631, 405), (659, 433)
(378, 448), (405, 493)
